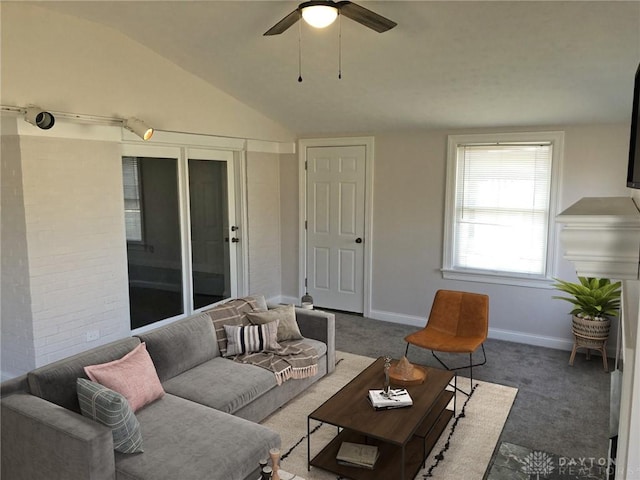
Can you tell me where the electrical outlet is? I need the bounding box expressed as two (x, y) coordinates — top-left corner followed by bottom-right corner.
(86, 330), (100, 342)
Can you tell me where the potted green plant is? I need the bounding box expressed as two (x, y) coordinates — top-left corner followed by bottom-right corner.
(552, 276), (622, 346)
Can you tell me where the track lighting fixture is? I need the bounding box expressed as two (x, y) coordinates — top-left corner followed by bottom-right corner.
(24, 106), (55, 130)
(123, 118), (154, 141)
(2, 104), (155, 141)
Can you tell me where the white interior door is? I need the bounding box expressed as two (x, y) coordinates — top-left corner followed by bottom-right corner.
(306, 145), (366, 312)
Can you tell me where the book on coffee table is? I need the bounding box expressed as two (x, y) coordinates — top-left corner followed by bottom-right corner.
(336, 441), (380, 469)
(368, 388), (413, 409)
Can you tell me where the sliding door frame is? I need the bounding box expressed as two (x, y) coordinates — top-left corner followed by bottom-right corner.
(122, 140), (248, 333)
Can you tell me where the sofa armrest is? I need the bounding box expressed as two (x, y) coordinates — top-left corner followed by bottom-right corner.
(294, 308), (336, 374)
(1, 393), (116, 480)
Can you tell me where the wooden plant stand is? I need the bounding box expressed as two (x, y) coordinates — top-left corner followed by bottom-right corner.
(569, 334), (608, 372)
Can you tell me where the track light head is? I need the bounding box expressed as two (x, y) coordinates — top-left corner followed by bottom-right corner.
(24, 106), (55, 130)
(124, 118), (154, 141)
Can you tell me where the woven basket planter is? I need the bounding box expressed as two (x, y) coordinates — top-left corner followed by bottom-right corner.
(571, 315), (611, 347)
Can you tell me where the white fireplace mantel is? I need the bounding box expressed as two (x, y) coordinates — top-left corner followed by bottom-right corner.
(556, 196), (640, 479)
(556, 196), (640, 280)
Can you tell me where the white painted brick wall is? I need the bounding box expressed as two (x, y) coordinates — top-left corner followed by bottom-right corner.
(19, 137), (130, 368)
(247, 152), (282, 299)
(1, 135), (37, 380)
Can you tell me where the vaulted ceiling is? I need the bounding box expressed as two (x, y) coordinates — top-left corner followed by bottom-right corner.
(41, 1), (640, 135)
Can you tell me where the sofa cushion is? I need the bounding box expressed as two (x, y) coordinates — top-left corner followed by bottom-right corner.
(114, 393), (280, 480)
(161, 357), (277, 414)
(28, 337), (142, 413)
(136, 312), (219, 382)
(223, 320), (280, 357)
(247, 305), (303, 342)
(84, 343), (165, 412)
(76, 378), (144, 454)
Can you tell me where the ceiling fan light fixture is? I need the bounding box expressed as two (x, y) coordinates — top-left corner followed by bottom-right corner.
(301, 2), (338, 29)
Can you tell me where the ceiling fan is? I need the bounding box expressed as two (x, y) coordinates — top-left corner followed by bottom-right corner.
(264, 0), (397, 36)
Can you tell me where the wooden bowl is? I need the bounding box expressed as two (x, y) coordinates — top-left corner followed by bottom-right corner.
(389, 357), (427, 386)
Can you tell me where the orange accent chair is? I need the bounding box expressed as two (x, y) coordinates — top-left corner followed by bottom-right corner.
(404, 290), (489, 395)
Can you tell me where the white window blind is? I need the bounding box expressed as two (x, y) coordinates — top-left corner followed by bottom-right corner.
(122, 157), (143, 242)
(452, 142), (553, 277)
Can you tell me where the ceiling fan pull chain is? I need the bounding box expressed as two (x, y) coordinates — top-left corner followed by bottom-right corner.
(298, 20), (303, 82)
(338, 13), (342, 79)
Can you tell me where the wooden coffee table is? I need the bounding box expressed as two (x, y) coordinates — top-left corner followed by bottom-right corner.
(307, 357), (455, 480)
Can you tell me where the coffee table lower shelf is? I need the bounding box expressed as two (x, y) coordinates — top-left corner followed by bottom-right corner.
(309, 407), (454, 480)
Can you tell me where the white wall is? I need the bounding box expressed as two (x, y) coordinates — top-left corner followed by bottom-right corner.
(1, 135), (36, 377)
(280, 125), (631, 349)
(1, 133), (131, 378)
(247, 152), (282, 300)
(280, 153), (299, 301)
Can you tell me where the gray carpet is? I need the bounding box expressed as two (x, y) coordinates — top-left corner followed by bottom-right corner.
(486, 442), (608, 480)
(331, 311), (611, 467)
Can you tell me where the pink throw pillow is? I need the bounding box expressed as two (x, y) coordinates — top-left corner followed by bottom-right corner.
(84, 342), (165, 412)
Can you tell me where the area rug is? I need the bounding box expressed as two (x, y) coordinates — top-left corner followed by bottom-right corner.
(260, 351), (518, 480)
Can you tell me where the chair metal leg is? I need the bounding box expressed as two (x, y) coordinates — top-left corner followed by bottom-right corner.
(431, 345), (487, 397)
(405, 343), (487, 396)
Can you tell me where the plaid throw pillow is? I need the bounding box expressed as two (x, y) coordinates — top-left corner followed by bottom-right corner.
(223, 320), (280, 357)
(77, 378), (143, 454)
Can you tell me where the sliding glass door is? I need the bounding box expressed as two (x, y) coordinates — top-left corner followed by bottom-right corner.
(123, 154), (183, 328)
(188, 149), (236, 310)
(122, 145), (240, 330)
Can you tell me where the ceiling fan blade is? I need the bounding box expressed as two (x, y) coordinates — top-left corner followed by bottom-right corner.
(264, 9), (301, 36)
(337, 1), (397, 33)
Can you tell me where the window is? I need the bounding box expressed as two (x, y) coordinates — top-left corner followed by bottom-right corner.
(443, 132), (563, 287)
(122, 157), (143, 243)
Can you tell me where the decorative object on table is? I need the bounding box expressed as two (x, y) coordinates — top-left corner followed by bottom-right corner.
(261, 465), (272, 480)
(552, 276), (621, 371)
(259, 457), (268, 473)
(383, 356), (391, 394)
(300, 292), (313, 310)
(368, 388), (413, 410)
(336, 441), (380, 470)
(270, 447), (281, 480)
(388, 356), (427, 386)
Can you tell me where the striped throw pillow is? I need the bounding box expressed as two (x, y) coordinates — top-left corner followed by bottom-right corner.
(77, 378), (144, 453)
(223, 320), (280, 357)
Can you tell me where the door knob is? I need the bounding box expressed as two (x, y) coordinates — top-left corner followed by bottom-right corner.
(355, 237), (363, 244)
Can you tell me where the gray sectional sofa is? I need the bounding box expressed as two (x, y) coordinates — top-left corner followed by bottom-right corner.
(0, 297), (336, 480)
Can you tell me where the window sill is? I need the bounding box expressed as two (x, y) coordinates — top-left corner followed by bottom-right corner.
(441, 268), (554, 289)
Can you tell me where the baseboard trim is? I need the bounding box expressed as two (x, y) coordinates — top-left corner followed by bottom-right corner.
(369, 309), (426, 328)
(487, 327), (574, 351)
(369, 308), (574, 351)
(268, 295), (298, 306)
(273, 303), (575, 352)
